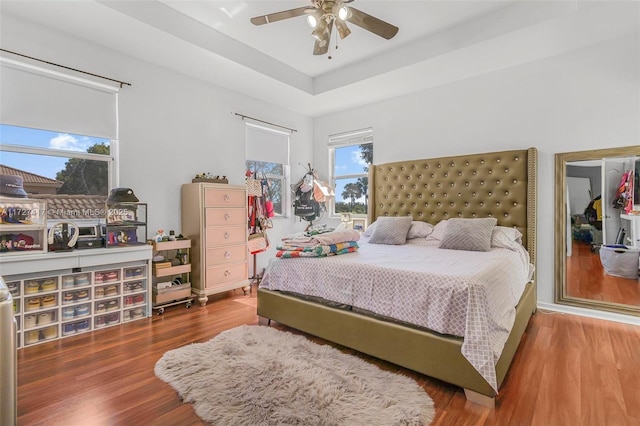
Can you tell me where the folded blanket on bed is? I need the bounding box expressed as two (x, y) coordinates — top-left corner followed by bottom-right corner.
(281, 229), (361, 248)
(276, 241), (359, 258)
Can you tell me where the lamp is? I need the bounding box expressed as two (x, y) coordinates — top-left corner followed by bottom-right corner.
(338, 5), (350, 20)
(335, 19), (350, 39)
(307, 15), (317, 28)
(311, 17), (329, 41)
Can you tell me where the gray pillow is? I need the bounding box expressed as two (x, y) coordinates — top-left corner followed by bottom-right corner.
(438, 218), (497, 252)
(368, 216), (413, 245)
(407, 221), (434, 239)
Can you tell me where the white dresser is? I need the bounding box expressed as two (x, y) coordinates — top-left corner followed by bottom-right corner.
(181, 183), (249, 306)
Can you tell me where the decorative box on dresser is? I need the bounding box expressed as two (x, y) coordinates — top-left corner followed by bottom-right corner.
(181, 183), (249, 306)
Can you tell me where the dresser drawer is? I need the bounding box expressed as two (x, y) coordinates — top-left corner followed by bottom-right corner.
(205, 207), (245, 226)
(204, 188), (245, 207)
(205, 226), (246, 246)
(205, 262), (247, 287)
(205, 244), (247, 266)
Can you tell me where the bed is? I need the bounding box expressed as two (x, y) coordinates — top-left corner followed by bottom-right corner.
(257, 148), (537, 407)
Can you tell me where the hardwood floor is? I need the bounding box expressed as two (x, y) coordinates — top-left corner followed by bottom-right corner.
(17, 290), (640, 425)
(566, 239), (640, 306)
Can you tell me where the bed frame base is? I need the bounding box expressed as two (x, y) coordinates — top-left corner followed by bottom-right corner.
(257, 281), (535, 405)
(258, 315), (271, 326)
(464, 389), (496, 408)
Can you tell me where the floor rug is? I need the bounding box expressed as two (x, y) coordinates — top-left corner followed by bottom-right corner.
(155, 325), (434, 425)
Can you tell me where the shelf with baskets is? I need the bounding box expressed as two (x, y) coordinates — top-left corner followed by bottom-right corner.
(104, 202), (147, 248)
(0, 197), (47, 256)
(0, 245), (152, 348)
(151, 239), (193, 314)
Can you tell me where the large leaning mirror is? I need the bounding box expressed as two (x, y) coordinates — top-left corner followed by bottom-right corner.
(555, 146), (640, 316)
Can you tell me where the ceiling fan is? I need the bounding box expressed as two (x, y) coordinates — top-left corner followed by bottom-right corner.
(250, 0), (399, 56)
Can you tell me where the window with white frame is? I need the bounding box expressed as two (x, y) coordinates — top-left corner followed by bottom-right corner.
(329, 128), (373, 217)
(0, 57), (119, 223)
(245, 122), (291, 217)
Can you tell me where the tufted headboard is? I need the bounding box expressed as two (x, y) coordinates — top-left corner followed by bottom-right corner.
(368, 148), (537, 262)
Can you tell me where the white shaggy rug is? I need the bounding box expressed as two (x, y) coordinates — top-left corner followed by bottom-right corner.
(155, 325), (434, 425)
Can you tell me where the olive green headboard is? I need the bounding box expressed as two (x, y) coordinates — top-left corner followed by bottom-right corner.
(368, 148), (537, 263)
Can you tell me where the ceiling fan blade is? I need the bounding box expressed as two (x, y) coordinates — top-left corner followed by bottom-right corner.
(251, 6), (313, 26)
(313, 21), (333, 55)
(347, 7), (398, 40)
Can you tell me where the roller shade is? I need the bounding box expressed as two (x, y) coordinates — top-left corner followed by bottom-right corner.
(245, 122), (290, 165)
(0, 58), (119, 139)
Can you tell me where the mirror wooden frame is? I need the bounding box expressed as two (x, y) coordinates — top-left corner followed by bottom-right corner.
(555, 146), (640, 316)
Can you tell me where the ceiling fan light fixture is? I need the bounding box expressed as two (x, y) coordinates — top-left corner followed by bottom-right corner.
(306, 15), (317, 28)
(335, 19), (351, 39)
(338, 6), (350, 20)
(311, 18), (329, 41)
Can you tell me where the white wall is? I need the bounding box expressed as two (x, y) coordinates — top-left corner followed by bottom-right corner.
(313, 33), (640, 311)
(3, 11), (639, 312)
(1, 14), (313, 273)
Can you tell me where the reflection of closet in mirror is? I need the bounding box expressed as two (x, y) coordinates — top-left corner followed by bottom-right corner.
(567, 157), (637, 248)
(556, 147), (640, 317)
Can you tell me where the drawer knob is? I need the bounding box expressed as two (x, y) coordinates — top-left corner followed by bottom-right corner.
(224, 194), (230, 202)
(224, 232), (230, 239)
(224, 251), (231, 259)
(224, 213), (230, 220)
(224, 270), (231, 276)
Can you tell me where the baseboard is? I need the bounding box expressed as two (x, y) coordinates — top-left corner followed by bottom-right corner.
(537, 302), (640, 326)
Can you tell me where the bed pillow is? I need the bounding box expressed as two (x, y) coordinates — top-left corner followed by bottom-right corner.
(425, 219), (448, 241)
(492, 226), (523, 248)
(407, 221), (434, 239)
(362, 220), (377, 237)
(438, 218), (498, 252)
(368, 216), (413, 245)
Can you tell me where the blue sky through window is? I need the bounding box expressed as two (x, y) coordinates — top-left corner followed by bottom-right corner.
(0, 124), (109, 179)
(334, 144), (370, 203)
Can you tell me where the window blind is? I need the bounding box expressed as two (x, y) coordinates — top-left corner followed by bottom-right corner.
(245, 122), (290, 165)
(0, 57), (119, 139)
(328, 128), (373, 147)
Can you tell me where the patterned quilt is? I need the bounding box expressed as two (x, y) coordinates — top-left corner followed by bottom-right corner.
(276, 241), (359, 258)
(260, 237), (533, 392)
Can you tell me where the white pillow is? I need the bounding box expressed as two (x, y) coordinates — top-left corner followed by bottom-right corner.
(492, 226), (523, 248)
(438, 218), (498, 252)
(425, 220), (448, 241)
(362, 221), (377, 237)
(407, 221), (434, 239)
(368, 216), (413, 245)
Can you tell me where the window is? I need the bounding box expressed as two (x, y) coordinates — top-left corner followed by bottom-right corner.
(245, 123), (290, 216)
(0, 124), (114, 223)
(0, 57), (119, 224)
(329, 128), (373, 217)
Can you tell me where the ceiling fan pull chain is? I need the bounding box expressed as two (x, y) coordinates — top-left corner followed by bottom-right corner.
(328, 24), (339, 60)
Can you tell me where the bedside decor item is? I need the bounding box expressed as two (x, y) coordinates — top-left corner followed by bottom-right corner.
(155, 325), (434, 425)
(192, 173), (228, 184)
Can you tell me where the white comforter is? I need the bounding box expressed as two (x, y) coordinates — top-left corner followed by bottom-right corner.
(259, 236), (533, 392)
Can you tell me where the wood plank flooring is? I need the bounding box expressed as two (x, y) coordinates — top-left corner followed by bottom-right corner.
(566, 240), (640, 306)
(17, 290), (640, 425)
